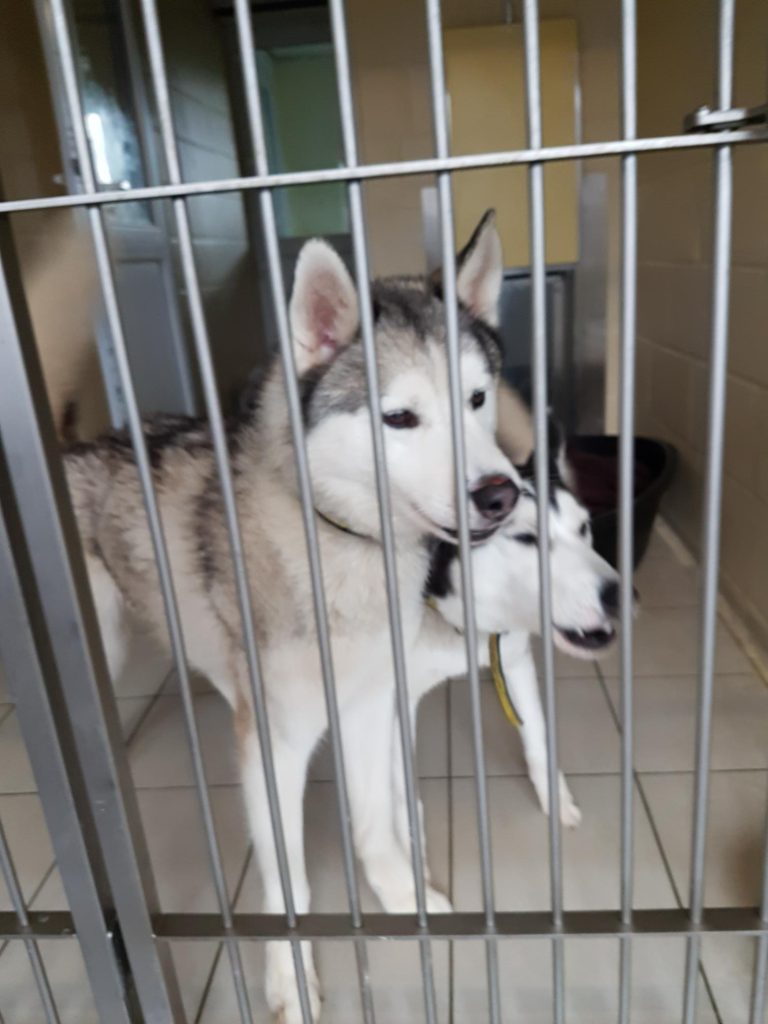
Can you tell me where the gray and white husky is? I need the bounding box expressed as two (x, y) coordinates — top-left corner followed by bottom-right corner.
(418, 439), (620, 836)
(64, 212), (617, 1022)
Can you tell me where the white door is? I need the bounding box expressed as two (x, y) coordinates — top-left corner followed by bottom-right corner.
(39, 0), (196, 424)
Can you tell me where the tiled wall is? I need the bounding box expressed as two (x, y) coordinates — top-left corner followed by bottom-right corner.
(158, 0), (265, 405)
(635, 0), (768, 643)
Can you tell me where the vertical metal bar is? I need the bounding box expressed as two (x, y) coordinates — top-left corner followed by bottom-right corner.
(231, 1), (377, 1021)
(519, 2), (565, 1020)
(424, 2), (501, 1021)
(42, 1), (253, 1019)
(749, 794), (768, 1024)
(683, 2), (735, 1021)
(32, 0), (129, 428)
(0, 453), (132, 1023)
(0, 218), (180, 1023)
(618, 1), (638, 1021)
(135, 2), (314, 1019)
(324, 0), (442, 1019)
(0, 815), (61, 1024)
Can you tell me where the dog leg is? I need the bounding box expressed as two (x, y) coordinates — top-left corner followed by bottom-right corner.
(391, 701), (428, 870)
(235, 693), (321, 1024)
(498, 632), (581, 828)
(344, 690), (451, 913)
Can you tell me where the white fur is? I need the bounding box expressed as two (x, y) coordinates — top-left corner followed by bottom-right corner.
(306, 346), (506, 545)
(87, 482), (618, 1020)
(77, 218), (620, 1022)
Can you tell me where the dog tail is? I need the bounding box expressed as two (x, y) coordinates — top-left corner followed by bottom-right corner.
(23, 211), (108, 441)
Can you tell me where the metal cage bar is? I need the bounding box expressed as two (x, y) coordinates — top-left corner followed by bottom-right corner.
(326, 0), (442, 1018)
(618, 1), (638, 1021)
(750, 793), (768, 1024)
(0, 212), (183, 1023)
(0, 782), (60, 1024)
(231, 0), (378, 1020)
(0, 131), (766, 218)
(424, 2), (502, 1021)
(2, 1), (768, 1020)
(138, 0), (327, 1017)
(683, 1), (736, 1021)
(0, 448), (139, 1023)
(43, 1), (256, 1018)
(1, 905), (766, 943)
(520, 1), (565, 1020)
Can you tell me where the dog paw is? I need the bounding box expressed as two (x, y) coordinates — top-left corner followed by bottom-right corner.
(370, 865), (452, 914)
(558, 782), (582, 829)
(267, 943), (321, 1024)
(529, 766), (582, 829)
(425, 886), (453, 913)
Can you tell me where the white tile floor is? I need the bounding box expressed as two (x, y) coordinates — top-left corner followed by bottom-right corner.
(1, 529), (768, 1022)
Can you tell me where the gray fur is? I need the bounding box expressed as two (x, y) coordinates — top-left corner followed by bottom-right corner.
(64, 218), (521, 1024)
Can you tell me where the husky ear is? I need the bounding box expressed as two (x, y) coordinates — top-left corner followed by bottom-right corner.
(514, 410), (573, 487)
(456, 209), (503, 326)
(550, 414), (576, 491)
(289, 239), (359, 374)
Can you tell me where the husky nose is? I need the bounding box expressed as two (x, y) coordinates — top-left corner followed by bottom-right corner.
(470, 475), (519, 522)
(600, 580), (620, 618)
(600, 581), (639, 618)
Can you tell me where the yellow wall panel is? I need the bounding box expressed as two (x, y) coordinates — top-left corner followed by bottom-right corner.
(444, 20), (579, 266)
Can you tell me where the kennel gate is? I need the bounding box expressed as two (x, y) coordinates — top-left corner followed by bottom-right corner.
(0, 0), (767, 1021)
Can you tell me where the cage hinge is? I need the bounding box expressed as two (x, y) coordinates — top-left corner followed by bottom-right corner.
(684, 103), (768, 133)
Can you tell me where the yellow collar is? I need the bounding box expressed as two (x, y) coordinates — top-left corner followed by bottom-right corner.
(488, 633), (523, 728)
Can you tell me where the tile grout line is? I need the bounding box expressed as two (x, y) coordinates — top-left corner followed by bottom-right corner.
(123, 673), (174, 748)
(595, 665), (726, 1024)
(654, 518), (768, 688)
(0, 670), (171, 971)
(0, 858), (58, 965)
(193, 845), (255, 1024)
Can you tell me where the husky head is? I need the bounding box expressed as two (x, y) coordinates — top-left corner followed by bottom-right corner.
(287, 211), (521, 543)
(427, 423), (625, 659)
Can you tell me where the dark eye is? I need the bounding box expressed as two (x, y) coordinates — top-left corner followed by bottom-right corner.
(514, 532), (538, 546)
(383, 409), (419, 429)
(470, 389), (486, 410)
(579, 522), (590, 538)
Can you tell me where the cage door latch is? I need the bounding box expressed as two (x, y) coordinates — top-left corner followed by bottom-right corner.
(684, 103), (768, 133)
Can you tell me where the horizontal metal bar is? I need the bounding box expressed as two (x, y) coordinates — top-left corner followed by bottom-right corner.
(150, 908), (768, 941)
(0, 912), (82, 940)
(0, 456), (131, 1022)
(0, 819), (61, 1024)
(1, 129), (766, 216)
(5, 907), (768, 943)
(152, 908), (768, 941)
(0, 176), (179, 1019)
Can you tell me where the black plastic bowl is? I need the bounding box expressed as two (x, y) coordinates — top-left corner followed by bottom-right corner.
(565, 436), (678, 570)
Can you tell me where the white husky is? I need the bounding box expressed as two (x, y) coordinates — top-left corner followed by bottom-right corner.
(411, 451), (620, 837)
(66, 210), (620, 1021)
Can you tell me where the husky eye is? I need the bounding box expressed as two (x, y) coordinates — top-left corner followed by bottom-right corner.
(470, 389), (486, 410)
(383, 409), (420, 429)
(514, 532), (538, 546)
(579, 522), (590, 538)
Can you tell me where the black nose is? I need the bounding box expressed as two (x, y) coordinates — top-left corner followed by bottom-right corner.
(600, 580), (639, 618)
(470, 475), (519, 522)
(600, 580), (620, 618)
